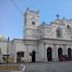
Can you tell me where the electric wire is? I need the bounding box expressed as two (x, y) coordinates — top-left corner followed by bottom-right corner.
(9, 0), (23, 16)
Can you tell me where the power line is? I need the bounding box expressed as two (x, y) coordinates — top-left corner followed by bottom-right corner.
(9, 0), (23, 16)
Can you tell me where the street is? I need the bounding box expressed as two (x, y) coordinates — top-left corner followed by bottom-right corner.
(0, 61), (72, 72)
(24, 61), (72, 72)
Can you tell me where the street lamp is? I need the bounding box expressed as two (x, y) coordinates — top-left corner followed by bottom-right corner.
(7, 37), (9, 63)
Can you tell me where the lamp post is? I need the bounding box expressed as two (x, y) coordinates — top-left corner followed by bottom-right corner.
(7, 37), (9, 63)
(6, 37), (9, 72)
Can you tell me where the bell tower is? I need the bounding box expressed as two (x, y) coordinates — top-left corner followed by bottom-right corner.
(24, 8), (40, 39)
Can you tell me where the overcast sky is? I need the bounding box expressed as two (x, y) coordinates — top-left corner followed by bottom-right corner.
(0, 0), (72, 40)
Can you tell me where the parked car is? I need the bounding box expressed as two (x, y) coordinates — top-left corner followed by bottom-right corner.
(59, 55), (68, 61)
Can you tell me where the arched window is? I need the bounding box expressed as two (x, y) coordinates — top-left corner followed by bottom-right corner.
(47, 47), (52, 61)
(56, 27), (62, 38)
(31, 17), (36, 25)
(58, 48), (63, 57)
(58, 48), (63, 61)
(68, 48), (71, 60)
(67, 25), (71, 33)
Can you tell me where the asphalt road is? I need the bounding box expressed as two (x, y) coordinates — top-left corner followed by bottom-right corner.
(24, 61), (72, 72)
(0, 61), (72, 72)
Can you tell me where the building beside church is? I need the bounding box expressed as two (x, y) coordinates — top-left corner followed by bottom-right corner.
(0, 8), (72, 63)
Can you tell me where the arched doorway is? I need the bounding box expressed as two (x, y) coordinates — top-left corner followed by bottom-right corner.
(58, 48), (62, 61)
(32, 51), (36, 62)
(17, 51), (24, 63)
(68, 48), (71, 60)
(47, 47), (52, 61)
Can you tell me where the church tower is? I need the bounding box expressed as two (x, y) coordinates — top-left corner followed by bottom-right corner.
(24, 8), (40, 40)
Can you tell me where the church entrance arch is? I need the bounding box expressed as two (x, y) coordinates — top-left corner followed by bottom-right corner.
(68, 48), (71, 60)
(58, 48), (63, 61)
(17, 51), (24, 63)
(47, 47), (52, 61)
(32, 51), (36, 62)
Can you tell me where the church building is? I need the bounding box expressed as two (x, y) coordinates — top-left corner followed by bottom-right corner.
(0, 8), (72, 63)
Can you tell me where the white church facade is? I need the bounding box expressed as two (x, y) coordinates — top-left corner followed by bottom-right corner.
(0, 8), (72, 63)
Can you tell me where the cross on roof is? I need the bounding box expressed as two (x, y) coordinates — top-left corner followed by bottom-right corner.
(56, 14), (59, 19)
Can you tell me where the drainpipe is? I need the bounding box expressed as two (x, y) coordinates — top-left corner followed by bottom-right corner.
(44, 43), (45, 62)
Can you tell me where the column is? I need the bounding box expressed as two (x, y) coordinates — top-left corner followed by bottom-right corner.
(53, 44), (58, 61)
